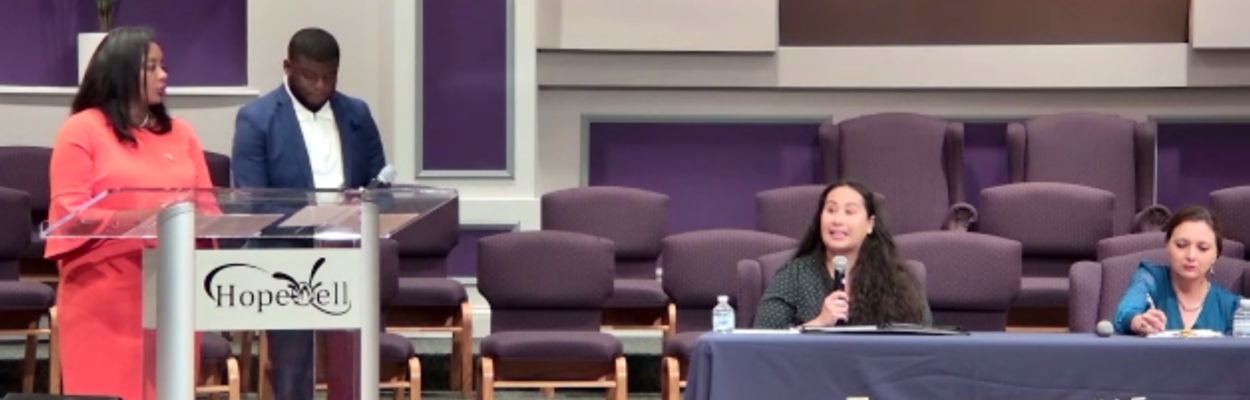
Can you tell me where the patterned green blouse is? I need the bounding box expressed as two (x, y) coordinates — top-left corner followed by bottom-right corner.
(753, 254), (933, 329)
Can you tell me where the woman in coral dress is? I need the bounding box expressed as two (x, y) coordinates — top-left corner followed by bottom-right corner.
(46, 27), (207, 400)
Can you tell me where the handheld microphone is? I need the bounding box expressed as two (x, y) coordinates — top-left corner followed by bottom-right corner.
(1095, 320), (1114, 337)
(366, 165), (396, 189)
(832, 255), (848, 292)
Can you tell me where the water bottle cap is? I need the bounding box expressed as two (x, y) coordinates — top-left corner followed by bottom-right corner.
(717, 295), (728, 302)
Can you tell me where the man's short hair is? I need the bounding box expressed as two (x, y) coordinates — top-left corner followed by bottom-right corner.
(287, 28), (340, 63)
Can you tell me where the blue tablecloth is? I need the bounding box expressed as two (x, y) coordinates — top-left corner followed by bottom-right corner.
(683, 331), (1250, 400)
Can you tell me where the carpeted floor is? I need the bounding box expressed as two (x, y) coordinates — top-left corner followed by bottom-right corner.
(0, 335), (667, 399)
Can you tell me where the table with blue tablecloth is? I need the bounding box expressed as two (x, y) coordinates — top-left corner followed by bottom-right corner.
(682, 331), (1250, 400)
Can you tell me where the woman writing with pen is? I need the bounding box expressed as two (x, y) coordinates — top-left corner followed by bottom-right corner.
(1113, 206), (1242, 336)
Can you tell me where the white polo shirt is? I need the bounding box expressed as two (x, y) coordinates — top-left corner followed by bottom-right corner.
(284, 78), (344, 203)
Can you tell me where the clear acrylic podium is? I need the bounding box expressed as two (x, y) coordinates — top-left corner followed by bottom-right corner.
(41, 186), (458, 400)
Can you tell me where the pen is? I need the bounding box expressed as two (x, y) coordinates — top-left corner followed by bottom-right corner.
(1146, 293), (1156, 310)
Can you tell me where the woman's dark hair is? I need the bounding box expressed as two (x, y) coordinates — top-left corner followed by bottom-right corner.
(71, 26), (171, 146)
(794, 180), (928, 326)
(1164, 205), (1224, 255)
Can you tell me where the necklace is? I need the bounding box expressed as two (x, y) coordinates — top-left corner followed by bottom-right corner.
(1177, 282), (1209, 312)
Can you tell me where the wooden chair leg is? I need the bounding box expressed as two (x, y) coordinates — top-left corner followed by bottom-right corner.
(541, 387), (555, 398)
(258, 332), (273, 400)
(612, 356), (628, 400)
(662, 357), (681, 400)
(48, 307), (61, 395)
(235, 331), (254, 393)
(409, 357), (422, 400)
(456, 301), (474, 398)
(21, 321), (37, 393)
(227, 357), (242, 400)
(477, 357), (494, 400)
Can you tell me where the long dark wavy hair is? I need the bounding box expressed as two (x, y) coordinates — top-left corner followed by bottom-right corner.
(793, 180), (928, 326)
(71, 26), (172, 147)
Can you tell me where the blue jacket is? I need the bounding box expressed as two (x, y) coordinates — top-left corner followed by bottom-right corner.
(231, 84), (386, 191)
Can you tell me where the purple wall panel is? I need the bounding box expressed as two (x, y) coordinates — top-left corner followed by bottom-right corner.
(420, 0), (509, 171)
(962, 122), (1012, 210)
(446, 228), (511, 278)
(1157, 122), (1250, 210)
(587, 122), (820, 233)
(0, 0), (246, 86)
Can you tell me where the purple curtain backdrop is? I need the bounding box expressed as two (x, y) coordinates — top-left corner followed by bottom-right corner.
(587, 122), (820, 233)
(585, 120), (1250, 235)
(0, 0), (246, 87)
(446, 228), (511, 277)
(421, 0), (509, 172)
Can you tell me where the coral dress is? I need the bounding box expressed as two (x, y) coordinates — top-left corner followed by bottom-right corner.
(46, 109), (209, 400)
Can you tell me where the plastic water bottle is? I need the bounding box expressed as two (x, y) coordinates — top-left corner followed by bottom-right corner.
(1233, 298), (1250, 338)
(712, 295), (735, 333)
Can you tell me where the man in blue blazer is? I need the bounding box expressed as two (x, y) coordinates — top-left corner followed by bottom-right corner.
(231, 28), (387, 400)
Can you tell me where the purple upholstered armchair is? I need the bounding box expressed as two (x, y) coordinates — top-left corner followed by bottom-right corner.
(1068, 249), (1250, 333)
(0, 146), (52, 269)
(0, 187), (57, 393)
(979, 113), (1169, 310)
(1210, 186), (1250, 258)
(202, 151), (232, 188)
(380, 193), (469, 396)
(542, 186), (671, 335)
(477, 230), (627, 400)
(659, 229), (797, 400)
(895, 232), (1022, 331)
(818, 113), (976, 233)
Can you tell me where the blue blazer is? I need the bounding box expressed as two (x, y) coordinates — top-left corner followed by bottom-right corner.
(231, 84), (387, 190)
(1113, 261), (1240, 335)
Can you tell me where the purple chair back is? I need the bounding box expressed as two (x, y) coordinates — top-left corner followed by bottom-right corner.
(661, 229), (797, 333)
(1096, 232), (1244, 261)
(755, 185), (887, 241)
(1210, 186), (1250, 257)
(202, 151), (232, 188)
(755, 185), (825, 240)
(0, 188), (32, 280)
(1068, 248), (1249, 333)
(542, 186), (669, 279)
(819, 113), (971, 234)
(895, 231), (1022, 331)
(478, 230), (615, 332)
(0, 146), (52, 228)
(1008, 113), (1160, 235)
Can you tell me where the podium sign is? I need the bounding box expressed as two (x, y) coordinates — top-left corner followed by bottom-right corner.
(142, 248), (365, 331)
(43, 186), (458, 400)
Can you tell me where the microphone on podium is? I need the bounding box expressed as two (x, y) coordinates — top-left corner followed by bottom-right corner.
(366, 164), (397, 189)
(1096, 320), (1115, 337)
